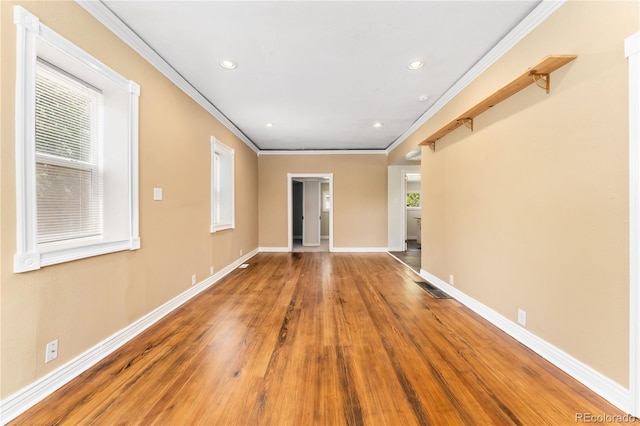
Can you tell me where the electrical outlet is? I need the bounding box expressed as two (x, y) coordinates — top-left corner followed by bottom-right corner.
(449, 274), (455, 286)
(210, 266), (214, 275)
(518, 309), (527, 326)
(45, 340), (58, 363)
(239, 249), (243, 257)
(191, 274), (196, 285)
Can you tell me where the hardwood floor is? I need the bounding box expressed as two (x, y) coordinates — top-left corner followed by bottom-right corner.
(12, 253), (624, 425)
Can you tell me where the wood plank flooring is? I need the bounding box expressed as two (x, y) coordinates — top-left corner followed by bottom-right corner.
(12, 253), (624, 425)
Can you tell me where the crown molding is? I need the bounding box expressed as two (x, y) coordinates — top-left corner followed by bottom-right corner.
(77, 0), (564, 157)
(75, 0), (260, 154)
(385, 0), (566, 155)
(258, 149), (386, 156)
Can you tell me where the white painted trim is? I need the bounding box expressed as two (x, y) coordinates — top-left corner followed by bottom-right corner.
(419, 269), (631, 413)
(210, 137), (235, 233)
(287, 173), (333, 253)
(626, 31), (640, 418)
(75, 0), (259, 154)
(330, 247), (388, 253)
(385, 0), (565, 153)
(259, 150), (386, 156)
(258, 247), (290, 253)
(0, 249), (259, 423)
(13, 5), (140, 273)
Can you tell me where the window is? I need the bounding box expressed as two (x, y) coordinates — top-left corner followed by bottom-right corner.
(35, 59), (103, 244)
(13, 6), (140, 273)
(211, 137), (235, 232)
(406, 192), (421, 208)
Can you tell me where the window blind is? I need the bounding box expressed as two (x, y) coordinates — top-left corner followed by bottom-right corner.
(34, 59), (103, 244)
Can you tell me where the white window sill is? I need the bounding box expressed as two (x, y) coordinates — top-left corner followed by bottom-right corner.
(211, 224), (235, 233)
(14, 237), (140, 273)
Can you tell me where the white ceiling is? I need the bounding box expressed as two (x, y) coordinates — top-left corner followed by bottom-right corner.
(102, 0), (540, 152)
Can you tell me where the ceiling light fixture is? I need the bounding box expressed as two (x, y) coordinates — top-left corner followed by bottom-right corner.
(220, 59), (237, 70)
(419, 94), (430, 102)
(408, 60), (424, 70)
(265, 122), (274, 127)
(373, 121), (384, 128)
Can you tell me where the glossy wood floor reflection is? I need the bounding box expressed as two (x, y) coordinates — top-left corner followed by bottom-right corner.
(13, 253), (623, 425)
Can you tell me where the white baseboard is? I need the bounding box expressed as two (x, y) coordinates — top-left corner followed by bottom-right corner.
(258, 246), (289, 253)
(419, 269), (631, 414)
(330, 247), (388, 253)
(0, 249), (259, 424)
(388, 246), (404, 252)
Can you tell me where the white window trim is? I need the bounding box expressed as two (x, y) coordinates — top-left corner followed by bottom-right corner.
(13, 6), (140, 273)
(210, 137), (235, 233)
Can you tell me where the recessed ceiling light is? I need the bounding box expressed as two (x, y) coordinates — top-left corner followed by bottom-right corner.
(373, 121), (384, 128)
(265, 122), (274, 127)
(408, 60), (424, 70)
(419, 94), (430, 102)
(220, 59), (237, 70)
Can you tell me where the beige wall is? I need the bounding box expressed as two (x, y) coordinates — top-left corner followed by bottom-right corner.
(258, 155), (387, 248)
(0, 1), (258, 398)
(390, 1), (638, 386)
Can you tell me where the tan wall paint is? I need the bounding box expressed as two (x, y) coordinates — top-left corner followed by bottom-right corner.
(390, 1), (638, 386)
(0, 1), (258, 398)
(258, 155), (387, 248)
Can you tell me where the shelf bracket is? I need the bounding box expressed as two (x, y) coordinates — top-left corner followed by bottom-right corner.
(427, 141), (436, 152)
(460, 118), (474, 131)
(531, 72), (551, 94)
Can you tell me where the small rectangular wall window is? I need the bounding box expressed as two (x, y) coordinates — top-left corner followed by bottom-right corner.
(13, 6), (140, 273)
(211, 137), (235, 232)
(406, 192), (421, 208)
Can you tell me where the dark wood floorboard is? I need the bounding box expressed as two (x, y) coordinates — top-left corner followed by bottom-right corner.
(11, 252), (625, 425)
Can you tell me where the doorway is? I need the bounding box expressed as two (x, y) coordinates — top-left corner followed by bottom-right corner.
(288, 173), (333, 252)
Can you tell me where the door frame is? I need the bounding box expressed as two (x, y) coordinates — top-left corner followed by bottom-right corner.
(287, 173), (333, 252)
(401, 170), (408, 251)
(626, 31), (639, 417)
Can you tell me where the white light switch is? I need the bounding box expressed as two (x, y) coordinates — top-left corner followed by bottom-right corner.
(153, 187), (163, 201)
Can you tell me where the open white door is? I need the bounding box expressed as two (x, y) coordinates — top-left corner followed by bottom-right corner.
(303, 180), (321, 246)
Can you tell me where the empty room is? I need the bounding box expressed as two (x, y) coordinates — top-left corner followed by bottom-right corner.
(1, 0), (639, 424)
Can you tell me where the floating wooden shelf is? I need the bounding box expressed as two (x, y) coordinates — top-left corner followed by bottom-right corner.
(420, 54), (578, 150)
